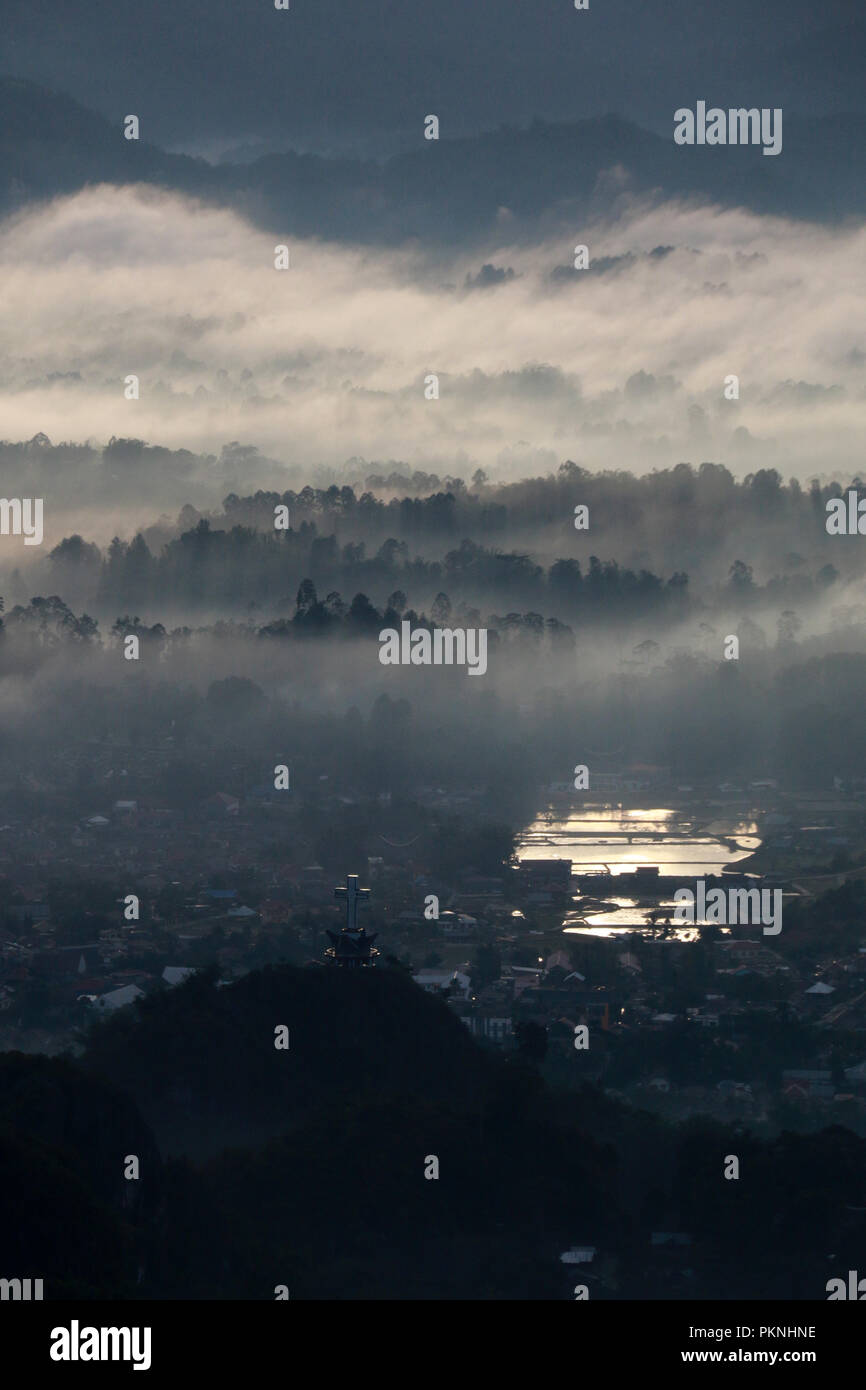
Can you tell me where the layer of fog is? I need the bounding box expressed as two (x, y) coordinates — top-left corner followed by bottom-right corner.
(2, 609), (866, 813)
(1, 183), (865, 548)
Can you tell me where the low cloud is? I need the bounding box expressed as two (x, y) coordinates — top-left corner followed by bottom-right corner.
(0, 184), (864, 524)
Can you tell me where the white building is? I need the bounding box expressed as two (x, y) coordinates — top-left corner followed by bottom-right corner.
(94, 984), (145, 1012)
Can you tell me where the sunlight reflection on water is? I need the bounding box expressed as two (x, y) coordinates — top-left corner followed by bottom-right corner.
(517, 804), (759, 877)
(517, 803), (760, 939)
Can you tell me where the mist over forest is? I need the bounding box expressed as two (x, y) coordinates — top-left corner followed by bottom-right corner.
(2, 449), (866, 812)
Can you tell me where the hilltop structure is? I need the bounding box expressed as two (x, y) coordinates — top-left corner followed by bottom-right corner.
(325, 873), (378, 967)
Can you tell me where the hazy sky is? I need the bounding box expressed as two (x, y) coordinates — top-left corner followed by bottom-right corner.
(4, 0), (865, 156)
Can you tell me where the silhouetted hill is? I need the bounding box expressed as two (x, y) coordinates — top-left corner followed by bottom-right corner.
(3, 77), (865, 243)
(81, 965), (623, 1296)
(3, 969), (866, 1296)
(82, 964), (533, 1156)
(0, 76), (211, 205)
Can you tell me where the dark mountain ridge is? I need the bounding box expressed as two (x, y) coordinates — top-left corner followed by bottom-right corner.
(3, 76), (865, 244)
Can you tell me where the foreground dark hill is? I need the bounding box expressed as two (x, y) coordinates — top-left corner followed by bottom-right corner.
(2, 967), (865, 1297)
(81, 964), (622, 1297)
(82, 964), (503, 1158)
(3, 77), (866, 243)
